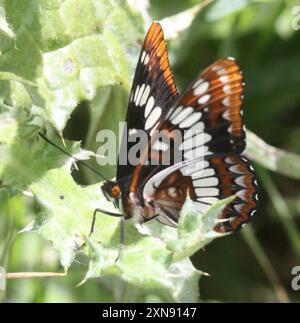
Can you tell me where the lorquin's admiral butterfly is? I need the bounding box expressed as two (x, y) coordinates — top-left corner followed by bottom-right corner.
(41, 21), (258, 254)
(97, 21), (258, 240)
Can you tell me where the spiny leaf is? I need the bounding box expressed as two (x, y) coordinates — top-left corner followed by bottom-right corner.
(28, 159), (235, 301)
(167, 196), (234, 262)
(84, 237), (202, 303)
(0, 0), (144, 132)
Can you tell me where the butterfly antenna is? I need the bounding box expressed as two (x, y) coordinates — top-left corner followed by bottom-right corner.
(38, 132), (109, 181)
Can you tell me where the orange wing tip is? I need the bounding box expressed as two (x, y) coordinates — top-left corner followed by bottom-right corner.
(144, 22), (163, 47)
(143, 22), (178, 96)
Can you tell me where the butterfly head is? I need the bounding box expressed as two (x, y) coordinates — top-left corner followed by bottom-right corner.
(101, 180), (121, 202)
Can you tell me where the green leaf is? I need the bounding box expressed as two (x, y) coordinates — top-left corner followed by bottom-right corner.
(28, 163), (204, 301)
(84, 235), (202, 302)
(167, 196), (234, 262)
(0, 0), (144, 132)
(0, 108), (92, 188)
(0, 112), (18, 145)
(30, 168), (113, 270)
(0, 4), (15, 39)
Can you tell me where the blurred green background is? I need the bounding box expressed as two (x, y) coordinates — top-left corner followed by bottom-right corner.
(1, 0), (300, 302)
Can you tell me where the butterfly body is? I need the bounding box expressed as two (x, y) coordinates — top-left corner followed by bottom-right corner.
(101, 180), (156, 223)
(101, 22), (258, 233)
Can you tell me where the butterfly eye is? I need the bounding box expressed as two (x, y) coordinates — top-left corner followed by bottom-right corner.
(101, 181), (121, 201)
(111, 185), (121, 199)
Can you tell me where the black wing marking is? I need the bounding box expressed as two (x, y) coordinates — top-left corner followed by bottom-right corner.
(117, 22), (179, 182)
(155, 58), (246, 162)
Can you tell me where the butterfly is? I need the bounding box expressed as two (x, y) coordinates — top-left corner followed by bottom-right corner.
(97, 21), (258, 242)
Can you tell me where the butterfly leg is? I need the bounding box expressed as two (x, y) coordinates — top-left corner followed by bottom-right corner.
(89, 208), (122, 237)
(115, 216), (125, 263)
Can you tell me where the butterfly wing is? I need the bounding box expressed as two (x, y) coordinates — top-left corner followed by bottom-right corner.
(116, 22), (258, 231)
(143, 154), (258, 232)
(117, 22), (179, 181)
(139, 58), (258, 231)
(133, 58), (247, 190)
(159, 57), (246, 158)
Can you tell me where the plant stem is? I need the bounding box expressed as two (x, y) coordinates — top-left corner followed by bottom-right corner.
(6, 272), (66, 279)
(246, 130), (300, 180)
(242, 226), (290, 303)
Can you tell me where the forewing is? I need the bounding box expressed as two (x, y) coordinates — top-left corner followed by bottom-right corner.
(117, 34), (258, 230)
(117, 22), (179, 181)
(128, 58), (246, 190)
(156, 58), (246, 162)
